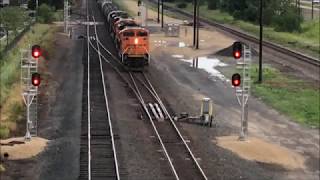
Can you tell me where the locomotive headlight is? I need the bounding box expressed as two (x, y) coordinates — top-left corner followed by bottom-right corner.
(134, 38), (139, 45)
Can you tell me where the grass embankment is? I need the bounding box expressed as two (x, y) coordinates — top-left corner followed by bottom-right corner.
(0, 24), (58, 138)
(250, 66), (319, 128)
(166, 2), (320, 58)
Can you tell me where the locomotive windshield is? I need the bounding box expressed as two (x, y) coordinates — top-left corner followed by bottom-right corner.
(137, 31), (148, 37)
(123, 31), (135, 37)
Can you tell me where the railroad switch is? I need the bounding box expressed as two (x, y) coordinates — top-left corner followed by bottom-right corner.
(175, 98), (215, 127)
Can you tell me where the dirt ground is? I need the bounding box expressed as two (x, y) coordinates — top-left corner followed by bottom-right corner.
(216, 136), (306, 170)
(0, 137), (48, 160)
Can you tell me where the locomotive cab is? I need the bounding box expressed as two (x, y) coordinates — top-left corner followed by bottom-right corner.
(114, 19), (138, 44)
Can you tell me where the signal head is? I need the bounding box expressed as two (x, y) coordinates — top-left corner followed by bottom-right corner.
(31, 73), (41, 86)
(232, 73), (241, 87)
(232, 41), (242, 59)
(32, 45), (41, 59)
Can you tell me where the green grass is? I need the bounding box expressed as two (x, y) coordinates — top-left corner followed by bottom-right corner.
(250, 66), (320, 128)
(0, 126), (10, 139)
(165, 2), (320, 58)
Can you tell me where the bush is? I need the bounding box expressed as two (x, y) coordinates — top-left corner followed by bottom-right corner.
(208, 0), (219, 10)
(176, 2), (187, 8)
(0, 126), (10, 139)
(38, 4), (54, 23)
(274, 7), (302, 32)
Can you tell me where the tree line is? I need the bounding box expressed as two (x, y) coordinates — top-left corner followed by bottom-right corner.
(172, 0), (303, 32)
(28, 0), (64, 10)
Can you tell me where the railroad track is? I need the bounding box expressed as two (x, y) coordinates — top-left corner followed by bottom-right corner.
(88, 15), (208, 179)
(79, 12), (120, 180)
(148, 0), (320, 67)
(130, 72), (208, 180)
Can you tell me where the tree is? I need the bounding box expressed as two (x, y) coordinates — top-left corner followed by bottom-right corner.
(28, 0), (36, 10)
(273, 4), (302, 32)
(0, 7), (29, 36)
(38, 4), (54, 23)
(208, 0), (219, 10)
(44, 0), (64, 10)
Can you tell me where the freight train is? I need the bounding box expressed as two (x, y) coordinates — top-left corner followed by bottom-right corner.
(97, 0), (150, 69)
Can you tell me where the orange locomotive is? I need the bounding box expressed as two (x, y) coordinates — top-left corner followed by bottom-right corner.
(118, 27), (150, 68)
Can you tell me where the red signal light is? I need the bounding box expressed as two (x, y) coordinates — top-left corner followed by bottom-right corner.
(31, 73), (41, 86)
(32, 45), (41, 59)
(232, 42), (242, 59)
(234, 51), (241, 59)
(232, 73), (241, 87)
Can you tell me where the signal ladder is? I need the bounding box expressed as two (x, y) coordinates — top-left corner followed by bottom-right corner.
(21, 49), (38, 139)
(235, 45), (251, 140)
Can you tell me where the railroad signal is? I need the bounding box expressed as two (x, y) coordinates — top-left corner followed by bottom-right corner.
(31, 73), (41, 86)
(233, 41), (242, 59)
(31, 45), (41, 59)
(232, 73), (241, 87)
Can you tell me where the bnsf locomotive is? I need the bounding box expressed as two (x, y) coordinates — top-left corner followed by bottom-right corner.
(97, 0), (150, 69)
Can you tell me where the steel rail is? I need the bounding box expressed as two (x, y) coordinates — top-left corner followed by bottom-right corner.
(141, 73), (208, 180)
(92, 15), (121, 180)
(86, 7), (92, 180)
(129, 73), (181, 179)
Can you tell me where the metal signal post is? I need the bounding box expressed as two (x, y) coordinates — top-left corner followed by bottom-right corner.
(193, 0), (197, 48)
(195, 0), (199, 49)
(234, 44), (252, 140)
(161, 0), (164, 28)
(258, 0), (263, 83)
(157, 0), (160, 23)
(21, 47), (40, 140)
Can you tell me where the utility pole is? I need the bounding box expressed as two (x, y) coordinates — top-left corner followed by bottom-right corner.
(6, 29), (9, 47)
(298, 0), (301, 16)
(193, 0), (197, 47)
(195, 0), (199, 49)
(34, 0), (39, 21)
(311, 0), (314, 19)
(161, 0), (164, 28)
(157, 0), (160, 23)
(258, 0), (263, 83)
(64, 0), (69, 33)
